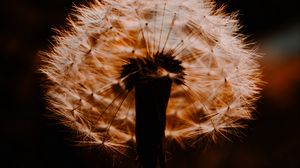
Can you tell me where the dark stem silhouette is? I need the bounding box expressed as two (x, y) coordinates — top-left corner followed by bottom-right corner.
(135, 77), (172, 168)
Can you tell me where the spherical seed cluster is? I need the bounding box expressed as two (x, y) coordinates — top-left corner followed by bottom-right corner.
(41, 0), (262, 153)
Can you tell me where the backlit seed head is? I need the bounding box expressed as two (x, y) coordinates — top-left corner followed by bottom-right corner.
(41, 0), (262, 154)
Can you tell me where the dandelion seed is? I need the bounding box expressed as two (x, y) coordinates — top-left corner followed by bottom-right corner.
(41, 0), (262, 167)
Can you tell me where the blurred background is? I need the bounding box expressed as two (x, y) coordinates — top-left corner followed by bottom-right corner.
(0, 0), (299, 167)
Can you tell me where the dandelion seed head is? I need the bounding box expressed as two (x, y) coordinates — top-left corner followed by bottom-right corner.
(41, 0), (262, 154)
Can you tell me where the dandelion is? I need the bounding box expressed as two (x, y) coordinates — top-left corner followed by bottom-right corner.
(40, 0), (262, 167)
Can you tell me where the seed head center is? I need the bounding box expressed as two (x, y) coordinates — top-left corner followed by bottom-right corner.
(120, 52), (185, 91)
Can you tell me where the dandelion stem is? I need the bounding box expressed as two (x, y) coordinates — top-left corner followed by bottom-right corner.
(135, 77), (172, 168)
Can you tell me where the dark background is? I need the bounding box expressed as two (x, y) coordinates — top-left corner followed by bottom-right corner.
(0, 0), (299, 168)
